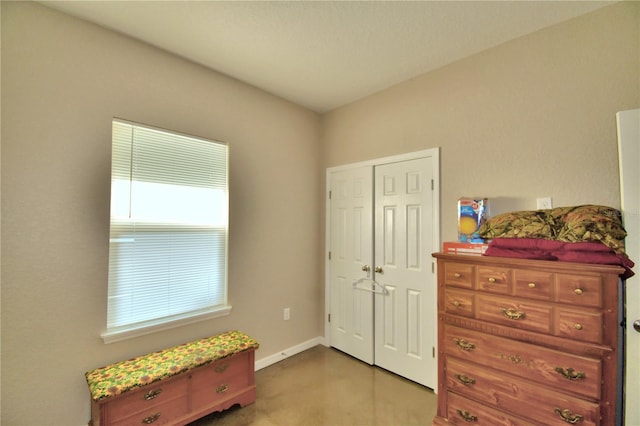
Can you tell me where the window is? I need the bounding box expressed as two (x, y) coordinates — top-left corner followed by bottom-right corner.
(102, 119), (229, 343)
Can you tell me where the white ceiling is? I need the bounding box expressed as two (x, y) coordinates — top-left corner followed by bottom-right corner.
(41, 1), (614, 113)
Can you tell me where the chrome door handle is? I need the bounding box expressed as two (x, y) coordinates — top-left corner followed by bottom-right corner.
(362, 265), (370, 272)
(374, 266), (383, 273)
(634, 320), (640, 333)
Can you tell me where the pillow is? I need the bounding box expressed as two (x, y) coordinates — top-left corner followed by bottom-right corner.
(477, 210), (556, 240)
(555, 205), (627, 253)
(477, 205), (627, 254)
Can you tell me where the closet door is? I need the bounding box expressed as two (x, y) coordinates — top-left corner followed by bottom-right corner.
(617, 109), (640, 425)
(326, 148), (439, 389)
(373, 157), (436, 388)
(328, 166), (375, 364)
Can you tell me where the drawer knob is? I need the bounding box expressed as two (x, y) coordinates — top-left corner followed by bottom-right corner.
(500, 307), (525, 320)
(554, 408), (584, 424)
(574, 323), (583, 331)
(574, 288), (584, 295)
(216, 383), (229, 394)
(456, 409), (478, 422)
(455, 374), (476, 386)
(143, 389), (162, 401)
(142, 413), (161, 424)
(215, 364), (229, 373)
(555, 367), (586, 381)
(454, 273), (462, 278)
(508, 354), (522, 364)
(528, 282), (536, 288)
(453, 338), (476, 351)
(488, 277), (496, 283)
(452, 301), (461, 307)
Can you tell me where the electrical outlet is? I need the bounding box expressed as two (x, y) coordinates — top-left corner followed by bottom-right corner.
(283, 307), (290, 321)
(536, 197), (553, 209)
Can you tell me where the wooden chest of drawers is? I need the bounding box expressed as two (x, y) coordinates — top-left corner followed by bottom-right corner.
(432, 253), (624, 426)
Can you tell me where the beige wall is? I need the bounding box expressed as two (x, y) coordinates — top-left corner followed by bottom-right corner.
(2, 1), (639, 425)
(1, 2), (322, 424)
(322, 2), (640, 243)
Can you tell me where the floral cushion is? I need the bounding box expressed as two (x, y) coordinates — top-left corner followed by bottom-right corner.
(85, 330), (259, 402)
(554, 205), (627, 253)
(475, 210), (556, 240)
(478, 205), (627, 254)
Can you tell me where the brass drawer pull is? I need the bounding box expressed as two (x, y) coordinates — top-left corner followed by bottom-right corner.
(508, 354), (522, 364)
(456, 409), (478, 422)
(455, 374), (476, 386)
(498, 352), (523, 364)
(454, 273), (462, 278)
(142, 413), (161, 424)
(453, 338), (476, 351)
(574, 288), (584, 295)
(555, 367), (586, 381)
(215, 364), (229, 373)
(452, 300), (461, 307)
(500, 307), (525, 320)
(143, 389), (162, 400)
(216, 383), (229, 394)
(488, 277), (496, 283)
(528, 282), (536, 288)
(574, 323), (583, 330)
(554, 408), (584, 424)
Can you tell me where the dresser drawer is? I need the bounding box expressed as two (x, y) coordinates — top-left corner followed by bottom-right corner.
(106, 375), (188, 422)
(191, 371), (252, 410)
(206, 351), (251, 377)
(477, 266), (512, 294)
(446, 391), (537, 426)
(555, 309), (603, 344)
(444, 262), (475, 289)
(446, 357), (600, 426)
(444, 289), (475, 317)
(476, 295), (551, 334)
(110, 396), (189, 426)
(513, 269), (553, 300)
(444, 325), (601, 399)
(555, 274), (602, 308)
(190, 353), (253, 410)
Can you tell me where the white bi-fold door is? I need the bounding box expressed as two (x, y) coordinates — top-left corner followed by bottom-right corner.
(326, 149), (439, 389)
(328, 165), (375, 364)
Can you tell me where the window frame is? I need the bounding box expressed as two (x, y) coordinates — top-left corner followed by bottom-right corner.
(102, 119), (231, 344)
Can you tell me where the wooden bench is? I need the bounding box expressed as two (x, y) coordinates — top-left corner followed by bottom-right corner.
(85, 330), (259, 425)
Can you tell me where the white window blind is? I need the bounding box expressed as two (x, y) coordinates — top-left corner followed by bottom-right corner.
(103, 120), (229, 343)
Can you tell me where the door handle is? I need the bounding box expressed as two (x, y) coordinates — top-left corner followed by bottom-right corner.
(374, 266), (383, 273)
(634, 320), (640, 333)
(361, 265), (371, 272)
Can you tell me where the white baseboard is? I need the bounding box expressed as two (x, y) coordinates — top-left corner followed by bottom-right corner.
(254, 336), (325, 371)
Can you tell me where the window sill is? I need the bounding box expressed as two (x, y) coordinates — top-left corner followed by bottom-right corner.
(101, 305), (232, 344)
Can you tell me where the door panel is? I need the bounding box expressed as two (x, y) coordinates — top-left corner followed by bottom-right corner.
(407, 289), (422, 357)
(382, 284), (397, 348)
(617, 109), (640, 425)
(407, 205), (421, 269)
(374, 157), (436, 388)
(329, 167), (374, 364)
(383, 206), (397, 265)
